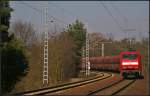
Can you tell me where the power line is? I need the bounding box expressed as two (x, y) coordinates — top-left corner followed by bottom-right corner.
(50, 4), (76, 19)
(99, 1), (124, 32)
(49, 4), (89, 25)
(110, 2), (128, 26)
(109, 2), (137, 40)
(20, 2), (68, 25)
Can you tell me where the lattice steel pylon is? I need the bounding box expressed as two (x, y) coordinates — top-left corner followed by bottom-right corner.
(82, 47), (85, 72)
(43, 2), (49, 86)
(85, 31), (90, 76)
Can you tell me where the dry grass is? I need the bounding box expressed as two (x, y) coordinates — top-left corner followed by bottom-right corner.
(11, 44), (43, 93)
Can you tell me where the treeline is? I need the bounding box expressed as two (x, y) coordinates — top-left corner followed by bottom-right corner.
(1, 1), (86, 94)
(0, 1), (29, 94)
(48, 32), (77, 82)
(8, 18), (86, 92)
(43, 20), (86, 84)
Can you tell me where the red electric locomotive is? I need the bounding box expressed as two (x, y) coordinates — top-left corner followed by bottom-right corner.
(120, 50), (142, 78)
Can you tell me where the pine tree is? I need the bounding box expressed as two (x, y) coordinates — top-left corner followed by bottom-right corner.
(0, 0), (13, 43)
(0, 1), (29, 94)
(65, 19), (86, 76)
(66, 19), (86, 56)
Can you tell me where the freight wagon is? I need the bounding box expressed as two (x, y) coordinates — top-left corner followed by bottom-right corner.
(80, 56), (120, 72)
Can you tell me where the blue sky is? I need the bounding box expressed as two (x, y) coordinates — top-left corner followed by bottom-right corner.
(10, 1), (149, 40)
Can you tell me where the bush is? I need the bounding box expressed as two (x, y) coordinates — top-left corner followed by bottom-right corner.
(1, 39), (29, 94)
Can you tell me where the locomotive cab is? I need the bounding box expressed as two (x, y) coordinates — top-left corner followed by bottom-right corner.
(120, 51), (142, 79)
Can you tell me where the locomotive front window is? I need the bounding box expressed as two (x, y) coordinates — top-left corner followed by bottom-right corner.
(123, 54), (138, 60)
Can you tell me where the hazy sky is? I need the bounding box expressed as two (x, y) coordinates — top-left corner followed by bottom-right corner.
(10, 1), (149, 40)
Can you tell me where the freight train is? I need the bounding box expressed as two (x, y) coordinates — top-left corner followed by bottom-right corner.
(80, 50), (142, 78)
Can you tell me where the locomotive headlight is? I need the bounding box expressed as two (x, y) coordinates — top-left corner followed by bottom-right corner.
(122, 62), (130, 65)
(130, 62), (138, 65)
(122, 62), (138, 65)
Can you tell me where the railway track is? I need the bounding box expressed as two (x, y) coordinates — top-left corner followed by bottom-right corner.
(14, 72), (112, 95)
(87, 79), (136, 95)
(15, 72), (135, 96)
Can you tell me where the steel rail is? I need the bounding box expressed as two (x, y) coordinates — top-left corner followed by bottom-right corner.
(87, 79), (136, 96)
(28, 73), (112, 95)
(14, 72), (102, 95)
(111, 80), (136, 95)
(14, 72), (112, 95)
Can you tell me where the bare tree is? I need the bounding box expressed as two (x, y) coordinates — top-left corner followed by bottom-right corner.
(106, 32), (114, 41)
(48, 32), (77, 82)
(89, 32), (106, 48)
(11, 19), (37, 46)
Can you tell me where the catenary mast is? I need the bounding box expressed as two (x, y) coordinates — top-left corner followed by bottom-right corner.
(43, 2), (49, 85)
